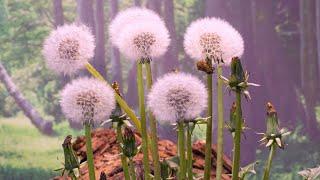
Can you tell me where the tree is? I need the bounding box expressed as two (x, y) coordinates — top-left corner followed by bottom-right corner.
(77, 0), (107, 77)
(95, 0), (107, 78)
(161, 0), (179, 74)
(299, 0), (320, 137)
(0, 62), (53, 135)
(53, 0), (64, 27)
(110, 0), (123, 91)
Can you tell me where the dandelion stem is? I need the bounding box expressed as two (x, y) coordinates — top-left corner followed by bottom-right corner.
(137, 62), (151, 179)
(186, 124), (193, 180)
(129, 158), (137, 180)
(216, 65), (224, 180)
(232, 91), (242, 180)
(178, 122), (186, 180)
(85, 63), (142, 133)
(263, 144), (276, 180)
(145, 62), (161, 180)
(84, 123), (96, 180)
(204, 74), (213, 180)
(116, 124), (130, 180)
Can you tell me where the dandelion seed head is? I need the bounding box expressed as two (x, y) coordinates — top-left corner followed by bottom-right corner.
(184, 17), (244, 65)
(109, 7), (162, 47)
(147, 72), (207, 123)
(60, 78), (115, 125)
(43, 24), (95, 75)
(116, 21), (170, 60)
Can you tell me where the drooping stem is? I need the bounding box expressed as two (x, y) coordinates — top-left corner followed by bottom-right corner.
(137, 62), (151, 179)
(178, 122), (186, 180)
(216, 65), (224, 180)
(204, 74), (213, 180)
(85, 63), (142, 133)
(116, 124), (130, 180)
(129, 158), (137, 180)
(145, 62), (161, 180)
(186, 124), (193, 180)
(84, 123), (96, 180)
(231, 91), (242, 180)
(263, 144), (276, 180)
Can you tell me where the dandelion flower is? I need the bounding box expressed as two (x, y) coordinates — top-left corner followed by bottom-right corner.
(60, 78), (115, 125)
(43, 24), (95, 75)
(147, 72), (207, 123)
(116, 21), (170, 60)
(184, 17), (244, 65)
(109, 7), (163, 47)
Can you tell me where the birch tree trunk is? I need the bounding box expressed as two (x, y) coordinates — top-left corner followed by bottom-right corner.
(0, 63), (53, 135)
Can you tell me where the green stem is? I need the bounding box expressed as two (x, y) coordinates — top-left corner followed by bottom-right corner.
(85, 123), (96, 180)
(187, 124), (193, 180)
(204, 74), (213, 180)
(263, 144), (276, 180)
(85, 63), (142, 133)
(216, 65), (224, 180)
(145, 62), (161, 180)
(232, 91), (242, 180)
(116, 124), (130, 180)
(129, 158), (137, 180)
(137, 62), (151, 179)
(178, 122), (186, 180)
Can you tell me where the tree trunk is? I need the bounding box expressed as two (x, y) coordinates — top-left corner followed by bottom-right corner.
(77, 0), (107, 78)
(94, 0), (107, 78)
(147, 0), (162, 14)
(110, 0), (123, 91)
(0, 63), (53, 135)
(161, 0), (178, 74)
(300, 0), (320, 138)
(204, 0), (228, 18)
(134, 0), (141, 6)
(53, 0), (64, 27)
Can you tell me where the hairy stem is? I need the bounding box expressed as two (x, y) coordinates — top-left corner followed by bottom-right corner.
(204, 74), (213, 180)
(85, 123), (96, 180)
(216, 65), (225, 180)
(145, 62), (161, 180)
(263, 144), (276, 180)
(85, 63), (142, 133)
(178, 122), (186, 180)
(129, 158), (137, 180)
(232, 91), (242, 180)
(116, 124), (130, 180)
(137, 62), (151, 179)
(187, 124), (193, 180)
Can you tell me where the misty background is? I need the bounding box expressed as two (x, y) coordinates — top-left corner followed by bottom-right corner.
(0, 0), (319, 179)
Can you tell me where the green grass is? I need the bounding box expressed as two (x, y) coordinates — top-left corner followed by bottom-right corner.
(0, 115), (82, 180)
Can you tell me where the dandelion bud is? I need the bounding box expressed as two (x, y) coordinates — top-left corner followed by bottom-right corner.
(43, 24), (95, 75)
(62, 135), (79, 171)
(60, 78), (116, 125)
(122, 127), (138, 158)
(196, 59), (214, 74)
(147, 72), (207, 123)
(229, 57), (245, 88)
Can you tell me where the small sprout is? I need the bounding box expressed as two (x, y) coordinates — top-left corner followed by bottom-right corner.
(298, 166), (320, 180)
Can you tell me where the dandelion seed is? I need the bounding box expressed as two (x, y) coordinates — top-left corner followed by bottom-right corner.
(184, 17), (244, 65)
(60, 78), (115, 125)
(147, 72), (207, 123)
(43, 24), (95, 75)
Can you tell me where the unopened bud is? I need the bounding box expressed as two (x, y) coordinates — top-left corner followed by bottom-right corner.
(122, 127), (138, 158)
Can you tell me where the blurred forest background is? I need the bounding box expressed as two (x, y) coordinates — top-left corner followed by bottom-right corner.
(0, 0), (320, 179)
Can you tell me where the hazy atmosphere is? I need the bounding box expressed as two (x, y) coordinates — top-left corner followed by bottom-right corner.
(0, 0), (320, 179)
